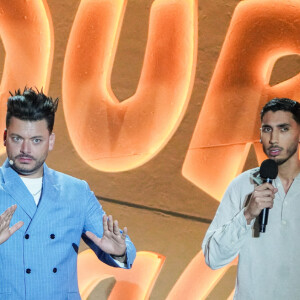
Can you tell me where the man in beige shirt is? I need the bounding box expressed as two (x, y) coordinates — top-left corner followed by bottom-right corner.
(203, 98), (300, 299)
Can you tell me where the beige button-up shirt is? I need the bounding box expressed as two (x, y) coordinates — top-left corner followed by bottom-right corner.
(202, 168), (300, 300)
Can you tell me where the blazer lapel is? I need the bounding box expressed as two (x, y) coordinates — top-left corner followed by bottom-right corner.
(1, 160), (37, 219)
(32, 163), (60, 222)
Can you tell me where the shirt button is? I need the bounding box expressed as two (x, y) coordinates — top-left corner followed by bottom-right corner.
(25, 234), (30, 239)
(282, 220), (287, 225)
(26, 269), (31, 274)
(50, 234), (55, 239)
(53, 268), (57, 273)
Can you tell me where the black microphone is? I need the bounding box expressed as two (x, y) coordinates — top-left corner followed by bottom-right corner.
(259, 159), (278, 233)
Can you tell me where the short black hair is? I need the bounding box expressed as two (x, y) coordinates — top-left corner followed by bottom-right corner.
(261, 98), (300, 125)
(6, 87), (59, 132)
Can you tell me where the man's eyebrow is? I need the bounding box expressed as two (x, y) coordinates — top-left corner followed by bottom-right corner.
(9, 133), (44, 138)
(30, 136), (44, 139)
(261, 123), (291, 128)
(277, 123), (291, 128)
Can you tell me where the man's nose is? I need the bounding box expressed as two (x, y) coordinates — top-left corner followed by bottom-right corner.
(20, 140), (31, 153)
(270, 130), (279, 144)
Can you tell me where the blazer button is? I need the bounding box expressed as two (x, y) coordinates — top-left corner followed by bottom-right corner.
(53, 268), (57, 273)
(50, 234), (55, 239)
(25, 234), (30, 239)
(26, 269), (31, 274)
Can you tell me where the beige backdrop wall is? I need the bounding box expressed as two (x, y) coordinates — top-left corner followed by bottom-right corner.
(1, 0), (299, 299)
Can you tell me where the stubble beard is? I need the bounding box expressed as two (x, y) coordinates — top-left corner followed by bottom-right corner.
(10, 156), (46, 176)
(263, 142), (298, 166)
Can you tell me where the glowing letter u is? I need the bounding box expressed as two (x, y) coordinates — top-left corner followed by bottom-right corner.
(63, 0), (197, 172)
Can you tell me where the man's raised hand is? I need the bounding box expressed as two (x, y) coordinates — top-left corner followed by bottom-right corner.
(0, 205), (24, 245)
(85, 215), (127, 261)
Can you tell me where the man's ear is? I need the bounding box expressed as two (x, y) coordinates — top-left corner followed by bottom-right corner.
(259, 128), (262, 143)
(49, 132), (55, 151)
(3, 129), (7, 146)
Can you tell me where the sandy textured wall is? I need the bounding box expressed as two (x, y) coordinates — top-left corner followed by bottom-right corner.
(1, 0), (300, 299)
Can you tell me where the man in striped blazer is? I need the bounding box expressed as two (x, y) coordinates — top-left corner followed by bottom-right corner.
(0, 88), (136, 299)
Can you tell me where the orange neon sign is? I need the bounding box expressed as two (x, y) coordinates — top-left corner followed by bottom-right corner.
(78, 250), (165, 300)
(77, 250), (237, 299)
(0, 0), (53, 154)
(183, 0), (300, 201)
(166, 252), (238, 300)
(62, 0), (197, 172)
(1, 0), (300, 299)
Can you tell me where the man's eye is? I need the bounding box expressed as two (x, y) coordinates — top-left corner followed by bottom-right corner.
(33, 139), (41, 144)
(12, 137), (20, 142)
(262, 127), (271, 133)
(281, 127), (289, 132)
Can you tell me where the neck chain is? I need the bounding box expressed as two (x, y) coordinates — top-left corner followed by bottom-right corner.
(32, 189), (42, 196)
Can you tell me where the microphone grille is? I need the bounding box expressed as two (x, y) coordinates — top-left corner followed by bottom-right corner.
(260, 159), (278, 179)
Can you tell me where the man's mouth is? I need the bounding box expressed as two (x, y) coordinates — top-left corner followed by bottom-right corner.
(16, 155), (35, 163)
(268, 147), (282, 157)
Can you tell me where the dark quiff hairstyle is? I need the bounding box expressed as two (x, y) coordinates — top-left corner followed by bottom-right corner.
(6, 87), (59, 132)
(261, 97), (300, 125)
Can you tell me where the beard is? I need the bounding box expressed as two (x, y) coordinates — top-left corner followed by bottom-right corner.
(10, 154), (46, 176)
(263, 142), (298, 166)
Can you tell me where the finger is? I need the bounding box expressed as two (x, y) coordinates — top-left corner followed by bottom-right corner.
(255, 197), (274, 209)
(107, 215), (113, 232)
(1, 207), (11, 222)
(256, 183), (276, 192)
(9, 221), (24, 235)
(2, 211), (13, 225)
(121, 227), (128, 240)
(252, 189), (275, 200)
(85, 231), (100, 244)
(2, 205), (17, 223)
(257, 189), (276, 198)
(254, 193), (274, 202)
(259, 202), (273, 210)
(113, 220), (119, 235)
(10, 204), (17, 212)
(102, 215), (108, 232)
(4, 207), (15, 222)
(7, 204), (17, 213)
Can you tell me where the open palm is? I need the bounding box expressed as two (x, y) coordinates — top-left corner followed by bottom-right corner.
(0, 205), (24, 245)
(85, 215), (127, 257)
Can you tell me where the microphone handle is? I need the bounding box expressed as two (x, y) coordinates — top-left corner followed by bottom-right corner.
(259, 178), (273, 233)
(259, 208), (269, 233)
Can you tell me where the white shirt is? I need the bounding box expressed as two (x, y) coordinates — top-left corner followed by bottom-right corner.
(20, 176), (43, 205)
(202, 168), (300, 300)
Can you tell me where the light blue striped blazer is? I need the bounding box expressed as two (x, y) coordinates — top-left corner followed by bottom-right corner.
(0, 160), (136, 299)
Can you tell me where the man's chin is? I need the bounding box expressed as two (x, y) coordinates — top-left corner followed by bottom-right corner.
(270, 157), (288, 166)
(11, 164), (38, 176)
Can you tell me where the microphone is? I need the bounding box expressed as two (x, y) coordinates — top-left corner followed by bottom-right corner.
(9, 159), (14, 166)
(259, 159), (278, 233)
